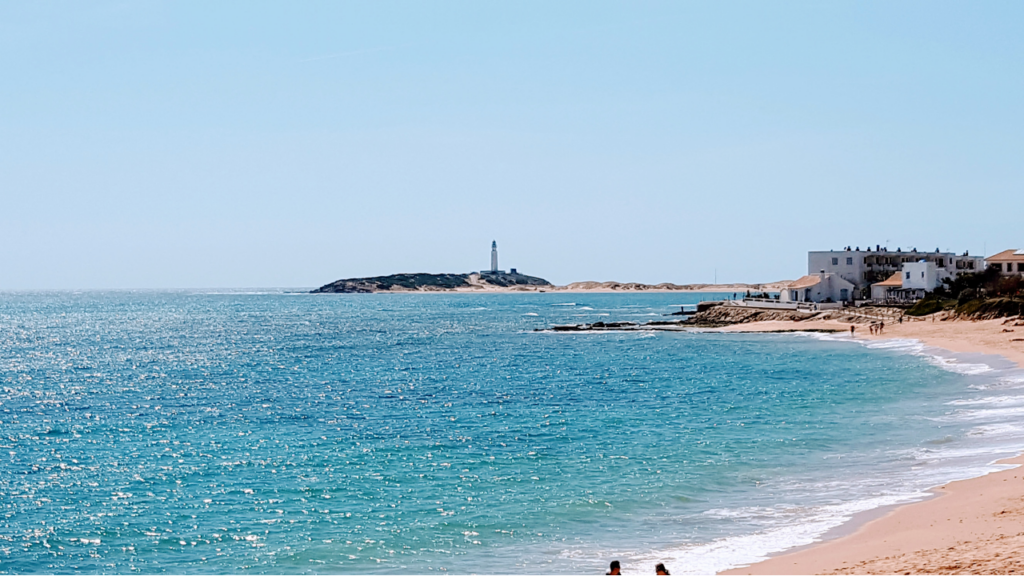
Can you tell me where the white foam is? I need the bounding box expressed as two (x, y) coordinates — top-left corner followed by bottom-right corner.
(552, 303), (576, 306)
(947, 395), (1024, 406)
(626, 494), (924, 575)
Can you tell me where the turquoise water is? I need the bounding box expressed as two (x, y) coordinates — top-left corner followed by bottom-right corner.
(3, 291), (1024, 574)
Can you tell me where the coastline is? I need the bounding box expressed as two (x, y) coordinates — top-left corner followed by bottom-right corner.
(718, 317), (1024, 575)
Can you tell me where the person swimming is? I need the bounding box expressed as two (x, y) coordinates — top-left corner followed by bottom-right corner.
(607, 560), (621, 575)
(655, 563), (670, 575)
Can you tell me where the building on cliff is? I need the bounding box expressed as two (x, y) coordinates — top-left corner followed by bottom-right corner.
(808, 246), (984, 298)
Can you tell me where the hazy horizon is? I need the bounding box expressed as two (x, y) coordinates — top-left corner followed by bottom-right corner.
(3, 1), (1023, 289)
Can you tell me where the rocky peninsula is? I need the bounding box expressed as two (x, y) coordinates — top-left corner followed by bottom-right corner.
(310, 271), (553, 293)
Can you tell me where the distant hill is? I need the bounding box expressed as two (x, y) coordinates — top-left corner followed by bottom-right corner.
(311, 272), (553, 293)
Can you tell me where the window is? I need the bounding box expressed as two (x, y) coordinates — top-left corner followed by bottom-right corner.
(905, 272), (911, 279)
(846, 257), (853, 265)
(921, 272), (925, 278)
(831, 257), (838, 265)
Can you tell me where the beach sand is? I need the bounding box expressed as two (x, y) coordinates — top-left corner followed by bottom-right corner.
(719, 316), (1024, 575)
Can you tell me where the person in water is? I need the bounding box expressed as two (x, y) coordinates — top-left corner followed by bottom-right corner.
(607, 560), (621, 575)
(655, 563), (670, 575)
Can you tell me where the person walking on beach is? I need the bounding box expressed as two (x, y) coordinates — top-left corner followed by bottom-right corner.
(607, 561), (621, 575)
(655, 563), (670, 575)
(879, 321), (885, 334)
(850, 325), (855, 337)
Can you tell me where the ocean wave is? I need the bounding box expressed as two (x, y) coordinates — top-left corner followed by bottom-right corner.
(924, 356), (994, 375)
(826, 335), (1004, 377)
(940, 405), (1024, 422)
(966, 423), (1024, 437)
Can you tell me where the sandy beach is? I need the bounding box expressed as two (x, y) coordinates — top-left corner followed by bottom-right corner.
(719, 316), (1024, 575)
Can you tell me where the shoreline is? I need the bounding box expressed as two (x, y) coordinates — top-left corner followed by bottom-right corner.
(717, 316), (1024, 575)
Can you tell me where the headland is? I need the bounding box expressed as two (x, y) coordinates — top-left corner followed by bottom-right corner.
(310, 271), (552, 293)
(311, 272), (790, 294)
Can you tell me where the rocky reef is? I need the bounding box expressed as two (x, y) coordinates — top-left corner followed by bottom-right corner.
(311, 272), (552, 293)
(539, 302), (908, 333)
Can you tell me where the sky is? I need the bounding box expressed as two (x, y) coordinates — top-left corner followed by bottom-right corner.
(2, 1), (1023, 289)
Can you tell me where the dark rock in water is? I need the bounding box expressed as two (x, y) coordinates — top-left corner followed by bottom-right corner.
(588, 321), (638, 329)
(311, 272), (552, 293)
(543, 321), (639, 332)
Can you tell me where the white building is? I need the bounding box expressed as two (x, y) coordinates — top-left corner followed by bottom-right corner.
(490, 240), (498, 272)
(808, 246), (984, 297)
(869, 261), (943, 303)
(779, 272), (856, 304)
(902, 261), (941, 291)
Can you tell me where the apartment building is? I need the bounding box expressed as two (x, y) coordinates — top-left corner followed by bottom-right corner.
(808, 246), (984, 296)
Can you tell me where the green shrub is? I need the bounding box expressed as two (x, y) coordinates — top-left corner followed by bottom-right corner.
(906, 298), (948, 316)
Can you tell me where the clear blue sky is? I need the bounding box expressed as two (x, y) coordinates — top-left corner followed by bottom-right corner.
(2, 1), (1022, 289)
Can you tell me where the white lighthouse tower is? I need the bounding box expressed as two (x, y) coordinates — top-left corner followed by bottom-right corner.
(490, 240), (499, 273)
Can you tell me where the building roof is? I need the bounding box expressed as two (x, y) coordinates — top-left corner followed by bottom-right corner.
(787, 275), (822, 289)
(873, 272), (904, 287)
(987, 249), (1024, 262)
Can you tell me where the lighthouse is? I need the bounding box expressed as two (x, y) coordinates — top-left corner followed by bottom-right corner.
(490, 241), (499, 272)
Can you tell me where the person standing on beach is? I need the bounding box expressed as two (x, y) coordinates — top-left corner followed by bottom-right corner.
(607, 560), (621, 575)
(879, 321), (885, 334)
(850, 325), (855, 337)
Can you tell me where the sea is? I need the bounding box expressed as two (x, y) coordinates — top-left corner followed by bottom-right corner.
(3, 290), (1024, 574)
